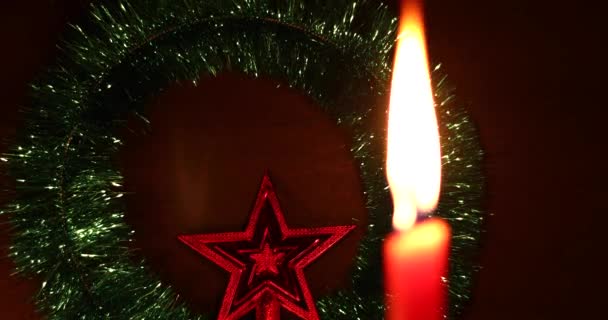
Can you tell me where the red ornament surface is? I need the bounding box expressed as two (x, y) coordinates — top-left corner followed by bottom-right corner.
(178, 174), (356, 320)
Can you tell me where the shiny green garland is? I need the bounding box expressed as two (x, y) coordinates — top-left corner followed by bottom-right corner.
(0, 0), (483, 319)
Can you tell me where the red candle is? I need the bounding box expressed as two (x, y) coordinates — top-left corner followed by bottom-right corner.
(384, 1), (449, 319)
(384, 220), (450, 320)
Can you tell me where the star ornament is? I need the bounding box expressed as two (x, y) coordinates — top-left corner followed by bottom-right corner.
(178, 174), (356, 320)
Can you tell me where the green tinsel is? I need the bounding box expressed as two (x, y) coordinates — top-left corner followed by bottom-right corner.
(0, 0), (483, 319)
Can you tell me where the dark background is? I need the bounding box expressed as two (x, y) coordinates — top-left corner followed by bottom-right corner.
(0, 0), (605, 319)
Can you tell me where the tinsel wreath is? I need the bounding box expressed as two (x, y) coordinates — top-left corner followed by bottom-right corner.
(0, 0), (483, 319)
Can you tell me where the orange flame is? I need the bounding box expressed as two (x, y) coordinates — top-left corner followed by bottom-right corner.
(386, 0), (442, 231)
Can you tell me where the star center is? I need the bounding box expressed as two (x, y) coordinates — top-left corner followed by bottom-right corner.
(249, 242), (285, 277)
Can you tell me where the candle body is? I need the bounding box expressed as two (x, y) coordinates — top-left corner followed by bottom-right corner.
(384, 219), (450, 320)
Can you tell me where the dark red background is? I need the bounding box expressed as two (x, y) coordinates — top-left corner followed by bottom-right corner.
(0, 0), (604, 319)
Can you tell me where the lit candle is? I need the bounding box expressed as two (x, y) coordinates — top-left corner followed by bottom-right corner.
(384, 1), (451, 320)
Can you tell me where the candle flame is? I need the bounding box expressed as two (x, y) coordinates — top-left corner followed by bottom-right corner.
(387, 0), (442, 231)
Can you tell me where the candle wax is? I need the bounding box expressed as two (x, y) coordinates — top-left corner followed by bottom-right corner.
(384, 219), (450, 320)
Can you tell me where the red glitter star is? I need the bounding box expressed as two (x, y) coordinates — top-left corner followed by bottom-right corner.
(178, 174), (355, 320)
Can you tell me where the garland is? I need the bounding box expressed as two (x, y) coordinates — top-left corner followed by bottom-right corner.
(0, 0), (483, 319)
